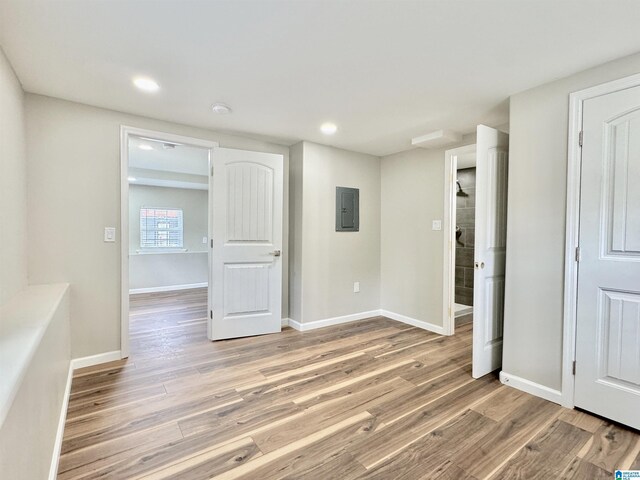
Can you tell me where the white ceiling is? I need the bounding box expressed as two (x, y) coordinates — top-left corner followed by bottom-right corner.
(129, 137), (209, 176)
(2, 1), (640, 156)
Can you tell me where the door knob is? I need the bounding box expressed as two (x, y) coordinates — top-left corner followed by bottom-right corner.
(474, 261), (485, 269)
(269, 250), (281, 257)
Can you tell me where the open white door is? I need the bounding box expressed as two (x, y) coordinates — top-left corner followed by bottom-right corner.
(574, 84), (640, 430)
(473, 125), (509, 378)
(210, 147), (283, 341)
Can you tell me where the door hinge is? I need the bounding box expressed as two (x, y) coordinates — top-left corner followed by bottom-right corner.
(210, 310), (213, 320)
(211, 239), (213, 248)
(211, 166), (214, 176)
(572, 360), (576, 375)
(578, 131), (583, 147)
(575, 246), (581, 262)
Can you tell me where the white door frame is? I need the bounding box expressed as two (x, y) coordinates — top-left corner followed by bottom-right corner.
(562, 72), (640, 407)
(442, 143), (476, 336)
(120, 126), (218, 358)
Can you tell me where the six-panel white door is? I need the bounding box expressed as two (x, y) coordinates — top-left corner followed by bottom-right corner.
(473, 125), (509, 378)
(210, 147), (283, 341)
(574, 85), (640, 430)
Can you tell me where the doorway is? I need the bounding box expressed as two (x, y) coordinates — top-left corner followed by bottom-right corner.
(443, 125), (509, 378)
(120, 127), (217, 358)
(453, 149), (477, 325)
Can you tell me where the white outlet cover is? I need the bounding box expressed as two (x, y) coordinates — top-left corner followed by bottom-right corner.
(104, 227), (116, 242)
(432, 220), (442, 231)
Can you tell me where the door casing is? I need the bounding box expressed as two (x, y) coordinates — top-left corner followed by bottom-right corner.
(563, 72), (640, 408)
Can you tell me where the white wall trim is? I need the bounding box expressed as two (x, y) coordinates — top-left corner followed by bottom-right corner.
(286, 310), (381, 332)
(281, 318), (290, 327)
(562, 72), (640, 410)
(287, 309), (447, 334)
(129, 282), (208, 295)
(500, 371), (563, 405)
(381, 309), (446, 335)
(287, 319), (303, 331)
(121, 126), (218, 357)
(48, 363), (73, 480)
(71, 350), (123, 370)
(442, 144), (476, 336)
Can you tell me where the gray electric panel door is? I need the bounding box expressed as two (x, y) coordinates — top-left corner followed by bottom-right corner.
(336, 187), (359, 231)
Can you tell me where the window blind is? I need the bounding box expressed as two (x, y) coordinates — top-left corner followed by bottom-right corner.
(140, 207), (184, 248)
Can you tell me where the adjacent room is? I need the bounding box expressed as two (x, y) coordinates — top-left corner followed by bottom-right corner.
(1, 1), (640, 479)
(126, 133), (212, 355)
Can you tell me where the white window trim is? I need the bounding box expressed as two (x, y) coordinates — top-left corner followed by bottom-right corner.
(135, 248), (188, 254)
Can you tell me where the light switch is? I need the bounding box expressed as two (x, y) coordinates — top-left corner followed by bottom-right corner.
(104, 227), (116, 242)
(354, 281), (360, 293)
(432, 220), (442, 231)
(202, 236), (208, 244)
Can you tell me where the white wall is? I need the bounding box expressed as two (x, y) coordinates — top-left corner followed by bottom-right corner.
(380, 138), (475, 328)
(503, 51), (640, 392)
(380, 148), (446, 326)
(288, 142), (304, 322)
(289, 141), (381, 323)
(0, 52), (71, 480)
(25, 94), (289, 358)
(0, 48), (27, 305)
(129, 184), (208, 290)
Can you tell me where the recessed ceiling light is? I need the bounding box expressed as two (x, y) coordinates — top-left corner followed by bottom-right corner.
(133, 77), (160, 93)
(127, 176), (137, 182)
(320, 122), (337, 135)
(138, 144), (153, 151)
(211, 103), (232, 114)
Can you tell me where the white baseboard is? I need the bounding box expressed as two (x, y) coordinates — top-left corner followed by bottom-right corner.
(380, 309), (446, 335)
(71, 350), (123, 370)
(129, 282), (208, 295)
(499, 371), (563, 405)
(286, 310), (381, 332)
(286, 309), (447, 335)
(288, 319), (303, 331)
(281, 318), (290, 327)
(49, 362), (73, 480)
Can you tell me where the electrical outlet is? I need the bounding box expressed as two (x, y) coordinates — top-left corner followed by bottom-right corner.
(354, 281), (360, 293)
(432, 220), (442, 231)
(104, 227), (116, 242)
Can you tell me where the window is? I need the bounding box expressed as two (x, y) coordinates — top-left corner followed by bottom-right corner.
(140, 207), (184, 249)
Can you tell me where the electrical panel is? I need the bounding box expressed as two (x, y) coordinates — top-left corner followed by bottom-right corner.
(336, 187), (359, 232)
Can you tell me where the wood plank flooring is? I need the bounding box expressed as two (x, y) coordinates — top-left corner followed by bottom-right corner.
(57, 288), (640, 479)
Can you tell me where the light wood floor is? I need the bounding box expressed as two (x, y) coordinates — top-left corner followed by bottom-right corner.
(57, 288), (640, 479)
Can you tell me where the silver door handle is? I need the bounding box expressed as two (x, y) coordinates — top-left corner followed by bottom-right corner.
(474, 261), (485, 269)
(269, 250), (281, 257)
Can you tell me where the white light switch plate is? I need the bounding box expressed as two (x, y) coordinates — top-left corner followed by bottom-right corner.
(104, 227), (116, 242)
(432, 220), (442, 231)
(354, 282), (360, 293)
(202, 236), (208, 244)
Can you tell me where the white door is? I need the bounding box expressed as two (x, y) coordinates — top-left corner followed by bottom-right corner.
(210, 147), (283, 341)
(574, 85), (640, 430)
(473, 125), (509, 378)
